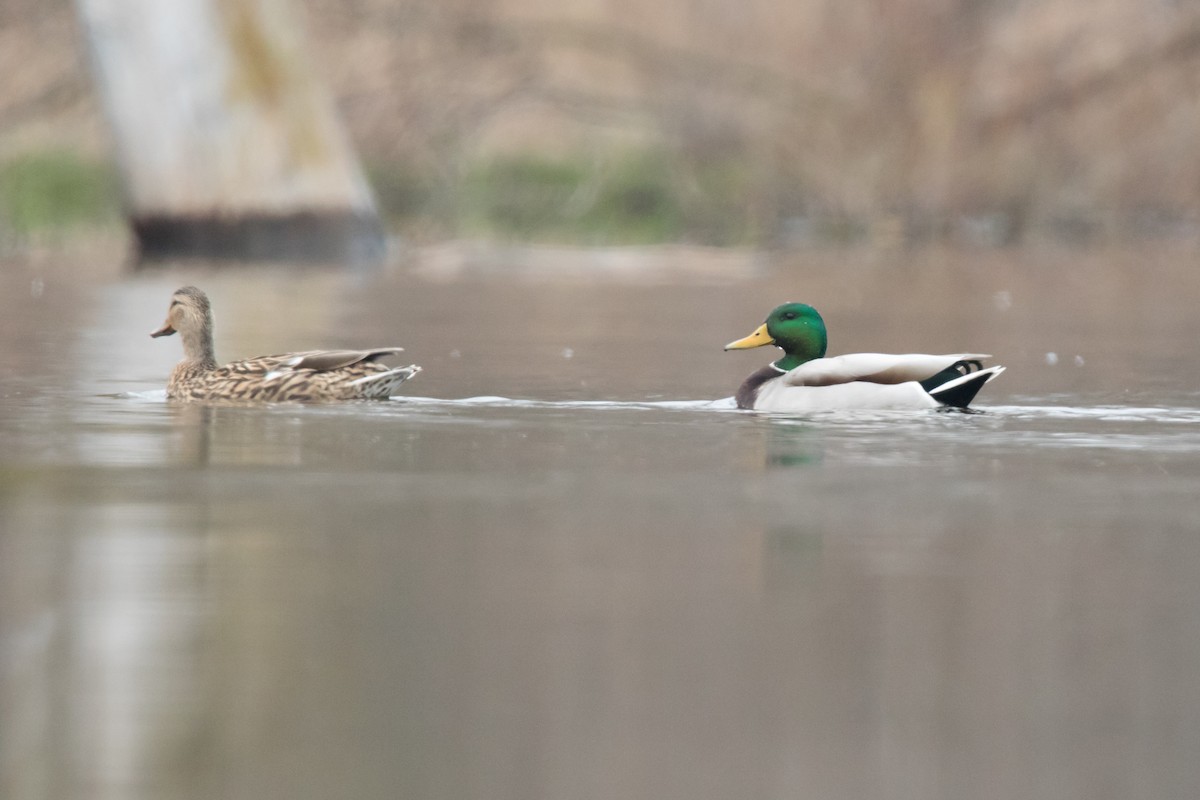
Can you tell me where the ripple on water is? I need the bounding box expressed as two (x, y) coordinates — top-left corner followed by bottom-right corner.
(989, 404), (1200, 424)
(112, 391), (1200, 423)
(111, 391), (741, 412)
(105, 391), (1200, 458)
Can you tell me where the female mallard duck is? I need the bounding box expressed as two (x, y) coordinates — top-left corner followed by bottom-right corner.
(725, 302), (1004, 411)
(151, 286), (420, 401)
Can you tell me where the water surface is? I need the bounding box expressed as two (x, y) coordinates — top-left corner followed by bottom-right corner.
(3, 244), (1200, 800)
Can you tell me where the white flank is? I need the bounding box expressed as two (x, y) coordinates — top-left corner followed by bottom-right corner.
(754, 379), (940, 411)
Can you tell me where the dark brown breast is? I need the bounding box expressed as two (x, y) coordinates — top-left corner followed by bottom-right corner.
(735, 365), (784, 409)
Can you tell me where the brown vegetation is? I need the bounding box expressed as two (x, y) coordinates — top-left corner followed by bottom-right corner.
(4, 0), (1200, 243)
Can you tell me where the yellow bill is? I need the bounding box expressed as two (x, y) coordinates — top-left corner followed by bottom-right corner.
(724, 323), (774, 350)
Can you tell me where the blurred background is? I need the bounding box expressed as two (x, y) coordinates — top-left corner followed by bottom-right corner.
(5, 0), (1200, 248)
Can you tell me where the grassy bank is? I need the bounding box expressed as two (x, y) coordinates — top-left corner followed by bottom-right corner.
(0, 151), (122, 242)
(1, 148), (769, 247)
(7, 147), (1200, 250)
(371, 151), (765, 246)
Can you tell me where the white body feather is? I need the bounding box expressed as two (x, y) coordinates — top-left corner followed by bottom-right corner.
(750, 354), (999, 412)
(755, 376), (941, 411)
(782, 353), (991, 387)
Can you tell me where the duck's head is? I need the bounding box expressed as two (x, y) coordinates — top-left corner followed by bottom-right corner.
(724, 302), (828, 370)
(151, 286), (216, 364)
(151, 286), (211, 338)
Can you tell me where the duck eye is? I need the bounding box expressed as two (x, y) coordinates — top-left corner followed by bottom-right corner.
(782, 311), (796, 320)
(170, 300), (181, 308)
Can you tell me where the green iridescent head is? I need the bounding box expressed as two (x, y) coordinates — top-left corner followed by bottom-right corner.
(724, 302), (828, 371)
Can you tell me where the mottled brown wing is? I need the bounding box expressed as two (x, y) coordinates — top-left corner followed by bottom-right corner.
(280, 348), (405, 373)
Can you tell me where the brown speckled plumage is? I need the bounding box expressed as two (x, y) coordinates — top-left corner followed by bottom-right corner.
(151, 286), (420, 402)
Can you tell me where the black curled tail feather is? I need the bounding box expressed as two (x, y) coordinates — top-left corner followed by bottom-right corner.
(927, 366), (1003, 409)
(918, 359), (981, 394)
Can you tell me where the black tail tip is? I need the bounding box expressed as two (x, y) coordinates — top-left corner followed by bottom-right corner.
(929, 367), (1003, 408)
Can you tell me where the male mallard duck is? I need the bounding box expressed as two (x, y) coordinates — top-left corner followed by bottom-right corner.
(151, 286), (420, 401)
(725, 302), (1004, 411)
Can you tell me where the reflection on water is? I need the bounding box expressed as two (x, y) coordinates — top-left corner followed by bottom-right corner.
(4, 246), (1200, 800)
